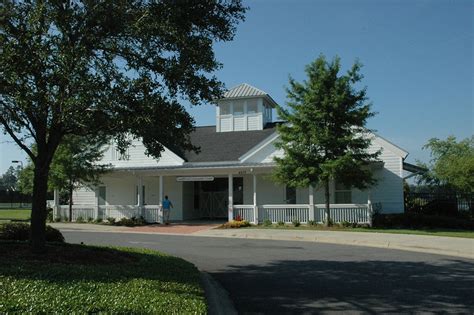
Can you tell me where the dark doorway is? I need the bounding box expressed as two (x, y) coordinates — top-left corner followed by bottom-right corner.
(193, 177), (243, 219)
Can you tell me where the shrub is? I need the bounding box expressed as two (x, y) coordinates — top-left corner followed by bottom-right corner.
(87, 217), (94, 223)
(115, 216), (147, 227)
(235, 214), (242, 221)
(341, 220), (352, 228)
(263, 219), (272, 226)
(222, 220), (251, 228)
(372, 213), (474, 230)
(106, 217), (116, 224)
(54, 217), (62, 223)
(116, 218), (135, 227)
(0, 223), (65, 242)
(94, 218), (103, 224)
(292, 219), (300, 227)
(307, 220), (316, 226)
(277, 220), (285, 226)
(76, 216), (84, 223)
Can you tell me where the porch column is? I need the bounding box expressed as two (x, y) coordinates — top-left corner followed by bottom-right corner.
(309, 186), (315, 222)
(253, 174), (258, 224)
(137, 177), (143, 214)
(53, 188), (60, 220)
(159, 175), (164, 223)
(367, 190), (372, 226)
(228, 174), (233, 221)
(94, 187), (100, 220)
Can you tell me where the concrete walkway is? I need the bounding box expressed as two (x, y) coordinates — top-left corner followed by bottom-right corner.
(195, 228), (474, 259)
(51, 223), (474, 259)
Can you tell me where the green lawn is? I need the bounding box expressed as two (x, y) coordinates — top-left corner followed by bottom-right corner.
(0, 209), (31, 221)
(249, 225), (474, 239)
(0, 242), (207, 314)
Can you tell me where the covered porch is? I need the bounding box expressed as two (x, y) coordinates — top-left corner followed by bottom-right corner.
(53, 164), (374, 225)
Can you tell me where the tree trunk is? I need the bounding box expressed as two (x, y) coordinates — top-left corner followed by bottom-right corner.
(325, 178), (331, 227)
(30, 158), (50, 253)
(68, 183), (73, 222)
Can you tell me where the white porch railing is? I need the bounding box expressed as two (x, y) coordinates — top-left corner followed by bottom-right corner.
(59, 205), (96, 221)
(58, 204), (161, 223)
(143, 205), (161, 223)
(231, 203), (372, 225)
(233, 205), (255, 222)
(315, 204), (371, 224)
(259, 204), (310, 223)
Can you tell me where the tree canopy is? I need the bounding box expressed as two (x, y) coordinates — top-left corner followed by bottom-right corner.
(273, 55), (380, 225)
(0, 166), (20, 192)
(0, 0), (246, 251)
(417, 136), (474, 194)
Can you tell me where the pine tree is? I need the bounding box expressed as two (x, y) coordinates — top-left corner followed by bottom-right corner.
(273, 55), (381, 226)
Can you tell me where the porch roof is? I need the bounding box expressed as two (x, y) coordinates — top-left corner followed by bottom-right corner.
(180, 123), (280, 163)
(111, 162), (275, 172)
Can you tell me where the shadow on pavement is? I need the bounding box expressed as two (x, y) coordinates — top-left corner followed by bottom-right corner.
(212, 258), (474, 314)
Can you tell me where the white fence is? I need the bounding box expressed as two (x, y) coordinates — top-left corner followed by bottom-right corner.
(232, 203), (372, 225)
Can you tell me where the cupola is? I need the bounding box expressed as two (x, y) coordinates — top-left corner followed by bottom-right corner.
(216, 83), (278, 132)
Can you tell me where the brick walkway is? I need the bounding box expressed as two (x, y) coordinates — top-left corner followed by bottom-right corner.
(126, 223), (221, 234)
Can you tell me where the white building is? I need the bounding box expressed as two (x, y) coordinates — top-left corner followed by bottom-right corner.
(58, 83), (414, 225)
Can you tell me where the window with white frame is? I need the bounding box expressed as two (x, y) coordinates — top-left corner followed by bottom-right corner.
(335, 182), (352, 204)
(220, 101), (231, 115)
(247, 99), (258, 114)
(233, 100), (244, 115)
(285, 186), (296, 204)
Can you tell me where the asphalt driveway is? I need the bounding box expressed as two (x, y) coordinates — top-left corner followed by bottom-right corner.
(64, 231), (474, 314)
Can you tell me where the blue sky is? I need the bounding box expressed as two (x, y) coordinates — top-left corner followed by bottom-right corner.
(1, 0), (472, 173)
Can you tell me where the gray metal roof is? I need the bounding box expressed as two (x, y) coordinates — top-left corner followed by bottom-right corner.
(222, 83), (279, 107)
(180, 123), (279, 163)
(223, 83), (268, 98)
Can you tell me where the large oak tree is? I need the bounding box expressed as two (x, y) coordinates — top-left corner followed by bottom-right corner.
(273, 55), (381, 226)
(0, 0), (246, 252)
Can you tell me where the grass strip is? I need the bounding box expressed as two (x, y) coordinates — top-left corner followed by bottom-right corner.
(0, 241), (207, 314)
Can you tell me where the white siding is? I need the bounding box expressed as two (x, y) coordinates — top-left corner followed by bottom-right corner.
(247, 115), (262, 130)
(102, 176), (136, 205)
(242, 174), (286, 205)
(72, 186), (96, 205)
(219, 117), (232, 132)
(243, 138), (283, 164)
(101, 138), (183, 168)
(233, 116), (245, 131)
(243, 134), (404, 213)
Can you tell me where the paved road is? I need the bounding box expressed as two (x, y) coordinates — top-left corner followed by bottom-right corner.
(64, 231), (474, 314)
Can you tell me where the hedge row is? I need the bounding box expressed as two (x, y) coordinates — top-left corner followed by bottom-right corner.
(373, 213), (474, 230)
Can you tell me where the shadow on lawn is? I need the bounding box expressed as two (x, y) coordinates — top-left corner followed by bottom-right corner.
(0, 241), (200, 288)
(213, 258), (474, 314)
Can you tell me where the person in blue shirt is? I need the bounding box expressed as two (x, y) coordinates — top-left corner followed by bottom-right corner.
(162, 195), (173, 225)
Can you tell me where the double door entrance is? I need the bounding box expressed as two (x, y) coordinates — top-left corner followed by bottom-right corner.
(193, 177), (243, 219)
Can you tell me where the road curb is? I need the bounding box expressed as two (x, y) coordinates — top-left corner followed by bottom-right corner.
(200, 272), (237, 315)
(194, 231), (474, 260)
